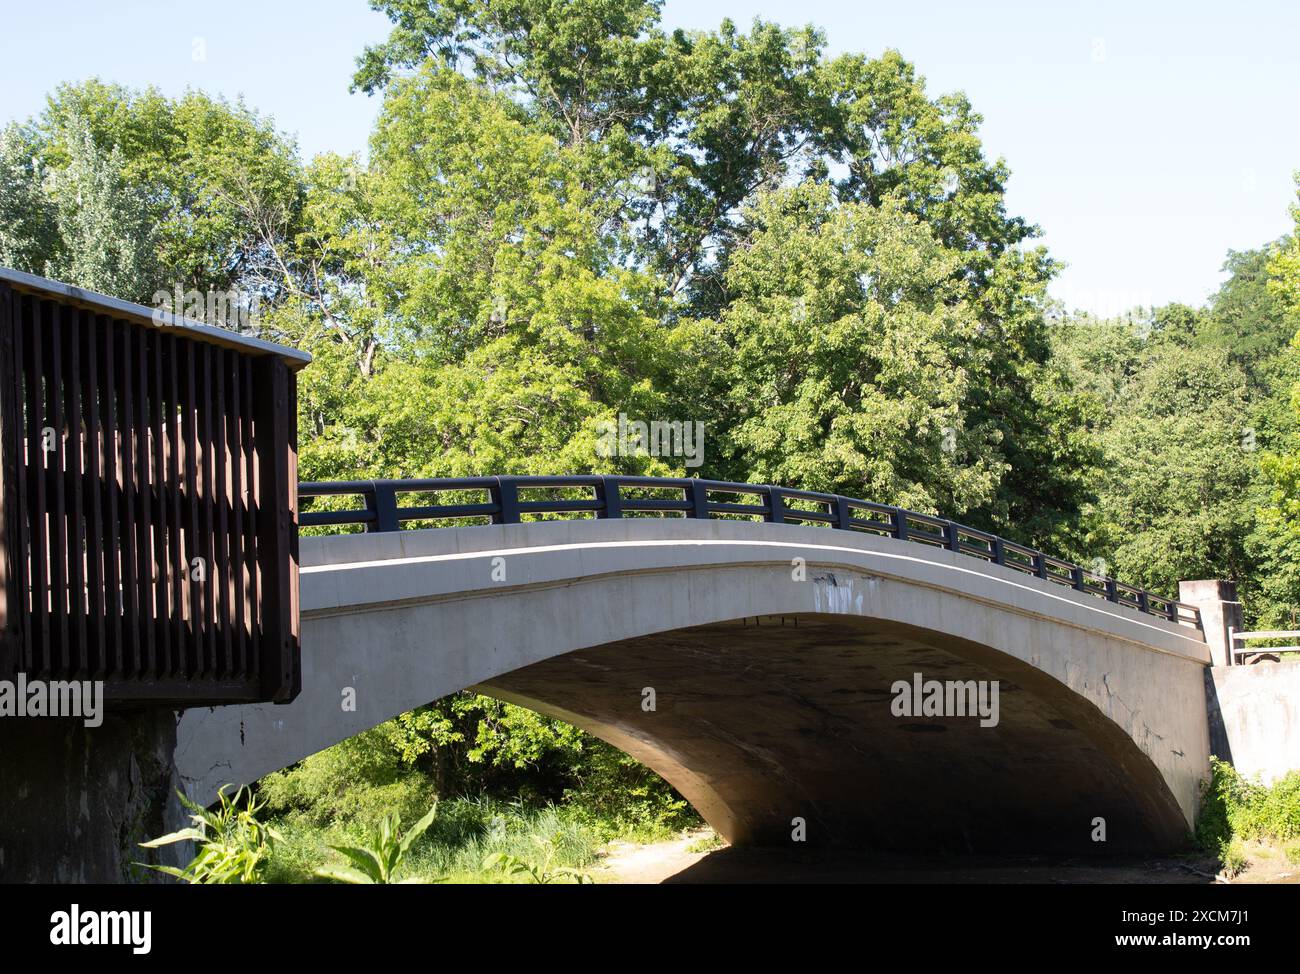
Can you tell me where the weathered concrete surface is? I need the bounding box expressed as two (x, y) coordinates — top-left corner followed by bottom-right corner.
(1179, 580), (1243, 667)
(0, 711), (188, 882)
(176, 518), (1212, 852)
(484, 616), (1196, 853)
(1206, 662), (1300, 784)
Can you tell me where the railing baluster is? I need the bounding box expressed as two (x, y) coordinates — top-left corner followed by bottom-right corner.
(834, 496), (852, 530)
(371, 482), (400, 532)
(767, 486), (785, 525)
(596, 476), (622, 519)
(493, 476), (521, 524)
(688, 479), (709, 519)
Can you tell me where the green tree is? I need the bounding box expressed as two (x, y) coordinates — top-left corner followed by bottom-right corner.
(43, 116), (160, 302)
(1197, 247), (1292, 372)
(1049, 306), (1260, 597)
(351, 3), (1078, 538)
(1247, 174), (1300, 624)
(1092, 345), (1254, 593)
(711, 183), (1001, 512)
(0, 123), (58, 273)
(1269, 176), (1300, 323)
(31, 80), (302, 297)
(292, 63), (691, 481)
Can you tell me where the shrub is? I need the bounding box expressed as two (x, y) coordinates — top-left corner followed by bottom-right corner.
(1218, 838), (1248, 878)
(1234, 770), (1300, 842)
(1196, 758), (1300, 875)
(1195, 757), (1246, 850)
(138, 785), (281, 884)
(259, 726), (436, 832)
(260, 696), (700, 844)
(560, 742), (697, 841)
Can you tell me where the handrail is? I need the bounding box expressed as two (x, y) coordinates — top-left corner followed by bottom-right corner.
(1228, 627), (1300, 664)
(297, 476), (1204, 632)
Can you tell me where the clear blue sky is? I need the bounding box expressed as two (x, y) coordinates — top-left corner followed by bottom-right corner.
(3, 0), (1297, 316)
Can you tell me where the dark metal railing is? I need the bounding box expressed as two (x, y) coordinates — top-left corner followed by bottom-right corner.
(298, 475), (1203, 631)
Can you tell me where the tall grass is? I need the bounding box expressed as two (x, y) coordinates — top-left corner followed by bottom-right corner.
(265, 796), (606, 883)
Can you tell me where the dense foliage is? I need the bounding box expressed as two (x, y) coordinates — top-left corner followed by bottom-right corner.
(260, 697), (693, 839)
(1046, 203), (1300, 625)
(1196, 758), (1300, 874)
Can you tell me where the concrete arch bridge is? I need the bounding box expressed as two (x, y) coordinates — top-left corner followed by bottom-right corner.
(175, 476), (1213, 854)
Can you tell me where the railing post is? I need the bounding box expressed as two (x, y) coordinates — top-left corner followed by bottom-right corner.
(596, 476), (622, 519)
(368, 482), (400, 533)
(1034, 552), (1048, 579)
(252, 356), (299, 702)
(0, 284), (20, 684)
(1105, 578), (1118, 603)
(767, 486), (785, 525)
(945, 522), (962, 552)
(990, 537), (1004, 566)
(1137, 591), (1149, 614)
(835, 496), (853, 530)
(492, 476), (521, 524)
(892, 507), (908, 541)
(1072, 565), (1086, 591)
(688, 479), (710, 519)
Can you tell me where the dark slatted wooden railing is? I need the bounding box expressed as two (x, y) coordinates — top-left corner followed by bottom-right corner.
(0, 281), (300, 705)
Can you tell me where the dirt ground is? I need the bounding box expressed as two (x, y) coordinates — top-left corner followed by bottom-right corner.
(592, 830), (1300, 884)
(593, 831), (721, 884)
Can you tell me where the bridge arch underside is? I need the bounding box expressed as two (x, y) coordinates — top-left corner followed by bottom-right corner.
(479, 613), (1190, 855)
(175, 520), (1211, 856)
